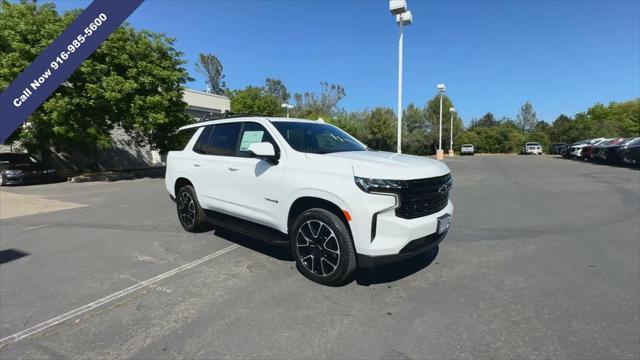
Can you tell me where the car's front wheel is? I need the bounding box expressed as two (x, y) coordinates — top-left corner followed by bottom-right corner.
(290, 208), (357, 286)
(176, 185), (209, 232)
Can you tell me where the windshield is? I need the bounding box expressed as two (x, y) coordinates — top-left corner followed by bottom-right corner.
(627, 138), (640, 146)
(0, 154), (35, 165)
(526, 143), (540, 146)
(272, 121), (367, 154)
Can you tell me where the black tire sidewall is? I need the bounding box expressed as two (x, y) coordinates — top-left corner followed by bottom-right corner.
(290, 208), (356, 286)
(176, 185), (207, 232)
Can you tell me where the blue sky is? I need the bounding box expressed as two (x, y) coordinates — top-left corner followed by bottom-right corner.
(51, 0), (639, 124)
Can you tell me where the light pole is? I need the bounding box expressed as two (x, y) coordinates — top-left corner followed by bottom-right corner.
(436, 83), (446, 160)
(449, 107), (456, 157)
(390, 0), (412, 154)
(281, 103), (293, 118)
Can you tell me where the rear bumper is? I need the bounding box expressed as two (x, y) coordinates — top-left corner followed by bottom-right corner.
(357, 231), (447, 267)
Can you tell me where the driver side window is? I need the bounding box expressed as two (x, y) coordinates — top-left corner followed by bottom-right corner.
(237, 122), (280, 158)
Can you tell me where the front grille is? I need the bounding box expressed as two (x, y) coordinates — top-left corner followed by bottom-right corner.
(395, 173), (451, 219)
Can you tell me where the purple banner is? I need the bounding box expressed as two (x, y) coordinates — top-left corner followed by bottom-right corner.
(0, 0), (144, 143)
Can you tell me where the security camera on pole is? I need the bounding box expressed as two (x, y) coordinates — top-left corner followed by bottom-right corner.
(449, 107), (456, 157)
(436, 83), (446, 160)
(389, 0), (412, 154)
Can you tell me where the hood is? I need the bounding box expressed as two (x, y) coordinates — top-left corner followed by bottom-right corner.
(320, 151), (450, 180)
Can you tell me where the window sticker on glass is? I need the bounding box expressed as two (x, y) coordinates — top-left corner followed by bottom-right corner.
(239, 130), (264, 151)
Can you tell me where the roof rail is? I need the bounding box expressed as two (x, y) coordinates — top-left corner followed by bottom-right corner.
(202, 111), (264, 122)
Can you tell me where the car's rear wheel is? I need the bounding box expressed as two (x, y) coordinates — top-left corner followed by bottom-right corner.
(290, 208), (357, 286)
(176, 185), (209, 232)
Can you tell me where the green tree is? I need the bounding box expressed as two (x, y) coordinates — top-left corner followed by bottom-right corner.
(330, 111), (367, 142)
(424, 94), (464, 152)
(402, 103), (430, 155)
(611, 99), (640, 136)
(516, 101), (538, 134)
(292, 82), (345, 119)
(549, 114), (573, 142)
(229, 86), (283, 116)
(264, 78), (290, 105)
(195, 53), (227, 95)
(1, 1), (192, 162)
(470, 112), (499, 129)
(363, 107), (396, 151)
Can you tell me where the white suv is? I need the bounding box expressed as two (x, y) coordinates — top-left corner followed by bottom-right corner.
(460, 144), (474, 156)
(165, 116), (453, 285)
(521, 142), (543, 155)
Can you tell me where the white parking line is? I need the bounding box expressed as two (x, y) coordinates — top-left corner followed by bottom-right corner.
(0, 244), (239, 348)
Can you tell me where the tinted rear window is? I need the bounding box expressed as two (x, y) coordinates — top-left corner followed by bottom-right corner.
(194, 123), (241, 156)
(173, 128), (198, 150)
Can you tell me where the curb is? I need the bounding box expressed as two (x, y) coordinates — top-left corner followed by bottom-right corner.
(69, 167), (165, 183)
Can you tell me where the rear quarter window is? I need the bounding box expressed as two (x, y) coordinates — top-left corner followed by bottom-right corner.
(173, 128), (198, 150)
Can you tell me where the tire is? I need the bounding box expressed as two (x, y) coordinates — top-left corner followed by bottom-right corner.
(290, 208), (357, 286)
(176, 185), (210, 233)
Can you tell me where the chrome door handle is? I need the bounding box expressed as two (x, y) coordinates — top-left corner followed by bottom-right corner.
(228, 165), (239, 171)
(193, 163), (201, 167)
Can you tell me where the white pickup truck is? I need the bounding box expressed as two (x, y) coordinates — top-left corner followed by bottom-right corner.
(165, 116), (453, 285)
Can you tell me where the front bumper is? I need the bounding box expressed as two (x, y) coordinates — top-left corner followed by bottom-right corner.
(570, 148), (582, 157)
(358, 231), (447, 267)
(524, 148), (542, 154)
(354, 199), (453, 258)
(3, 173), (62, 185)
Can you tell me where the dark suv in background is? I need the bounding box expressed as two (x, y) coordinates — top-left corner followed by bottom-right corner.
(550, 143), (567, 155)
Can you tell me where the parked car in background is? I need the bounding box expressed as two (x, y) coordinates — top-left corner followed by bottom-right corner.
(582, 138), (619, 161)
(521, 142), (543, 155)
(594, 137), (640, 164)
(619, 143), (640, 167)
(564, 140), (587, 158)
(567, 138), (605, 158)
(460, 144), (475, 156)
(590, 138), (633, 162)
(550, 143), (567, 155)
(0, 153), (61, 186)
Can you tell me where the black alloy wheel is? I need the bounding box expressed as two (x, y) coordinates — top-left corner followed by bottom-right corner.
(176, 185), (209, 232)
(291, 208), (356, 286)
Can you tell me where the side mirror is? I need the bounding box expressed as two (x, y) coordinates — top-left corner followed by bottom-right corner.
(248, 142), (278, 165)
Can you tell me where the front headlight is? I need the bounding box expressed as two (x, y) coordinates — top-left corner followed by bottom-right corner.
(5, 169), (23, 176)
(354, 177), (406, 193)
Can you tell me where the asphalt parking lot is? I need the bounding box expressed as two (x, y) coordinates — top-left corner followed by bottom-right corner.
(0, 155), (638, 359)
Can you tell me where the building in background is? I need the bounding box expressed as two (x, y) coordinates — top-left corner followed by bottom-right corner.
(1, 89), (231, 172)
(183, 89), (230, 121)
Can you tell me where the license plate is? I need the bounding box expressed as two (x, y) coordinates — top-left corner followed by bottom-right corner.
(437, 214), (451, 234)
